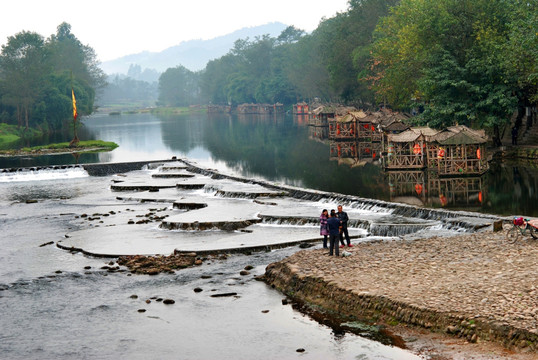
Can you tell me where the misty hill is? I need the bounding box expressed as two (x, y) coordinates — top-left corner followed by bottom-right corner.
(100, 22), (288, 75)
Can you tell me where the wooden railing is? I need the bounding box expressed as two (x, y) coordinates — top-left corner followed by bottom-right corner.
(385, 154), (425, 168)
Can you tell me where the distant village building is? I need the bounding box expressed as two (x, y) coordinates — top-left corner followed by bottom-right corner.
(310, 105), (354, 127)
(236, 103), (284, 114)
(236, 103), (260, 114)
(207, 104), (231, 113)
(327, 109), (405, 163)
(293, 102), (309, 115)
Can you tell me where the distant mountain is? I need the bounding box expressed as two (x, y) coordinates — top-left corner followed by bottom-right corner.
(100, 22), (288, 75)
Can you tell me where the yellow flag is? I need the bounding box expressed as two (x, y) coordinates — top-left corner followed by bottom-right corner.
(72, 89), (78, 120)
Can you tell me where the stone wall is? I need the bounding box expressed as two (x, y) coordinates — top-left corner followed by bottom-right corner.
(263, 261), (537, 352)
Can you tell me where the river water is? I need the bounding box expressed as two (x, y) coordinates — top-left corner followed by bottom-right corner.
(0, 112), (532, 359)
(0, 166), (426, 359)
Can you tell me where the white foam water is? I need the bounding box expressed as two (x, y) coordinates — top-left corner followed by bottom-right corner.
(0, 167), (89, 182)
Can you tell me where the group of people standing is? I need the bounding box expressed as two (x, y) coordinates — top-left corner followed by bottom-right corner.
(319, 205), (353, 256)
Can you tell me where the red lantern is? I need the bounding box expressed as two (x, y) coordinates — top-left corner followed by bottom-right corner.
(437, 148), (445, 159)
(413, 143), (421, 155)
(477, 148), (481, 159)
(415, 183), (423, 195)
(478, 191), (483, 203)
(337, 123), (341, 135)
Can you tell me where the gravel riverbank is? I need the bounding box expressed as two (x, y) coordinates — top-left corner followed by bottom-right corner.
(263, 228), (537, 359)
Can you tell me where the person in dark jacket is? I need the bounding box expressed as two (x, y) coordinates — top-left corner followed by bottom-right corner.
(326, 209), (342, 256)
(319, 209), (329, 248)
(337, 205), (353, 247)
(511, 126), (518, 145)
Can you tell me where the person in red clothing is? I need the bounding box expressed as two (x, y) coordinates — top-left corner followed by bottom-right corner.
(319, 209), (329, 248)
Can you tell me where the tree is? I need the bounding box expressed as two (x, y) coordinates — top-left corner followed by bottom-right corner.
(368, 0), (527, 144)
(276, 26), (305, 44)
(47, 22), (106, 92)
(200, 54), (240, 104)
(0, 23), (103, 134)
(0, 31), (49, 129)
(158, 66), (199, 106)
(313, 0), (398, 104)
(502, 0), (538, 105)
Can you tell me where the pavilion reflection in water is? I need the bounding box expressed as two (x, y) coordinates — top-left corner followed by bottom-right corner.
(328, 140), (382, 167)
(387, 170), (485, 209)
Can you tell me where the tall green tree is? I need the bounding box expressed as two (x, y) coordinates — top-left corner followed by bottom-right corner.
(501, 0), (538, 105)
(201, 54), (240, 105)
(47, 22), (106, 91)
(0, 31), (49, 129)
(368, 0), (531, 144)
(158, 65), (199, 106)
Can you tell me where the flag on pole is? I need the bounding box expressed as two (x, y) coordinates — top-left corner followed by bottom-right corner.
(72, 89), (78, 120)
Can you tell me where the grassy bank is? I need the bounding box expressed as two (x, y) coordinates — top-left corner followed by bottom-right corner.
(0, 123), (42, 147)
(0, 140), (118, 156)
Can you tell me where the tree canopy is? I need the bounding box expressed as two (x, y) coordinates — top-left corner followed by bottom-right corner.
(366, 0), (536, 141)
(0, 22), (105, 131)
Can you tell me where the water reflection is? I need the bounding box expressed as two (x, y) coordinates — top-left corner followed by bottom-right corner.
(329, 141), (383, 168)
(386, 170), (485, 210)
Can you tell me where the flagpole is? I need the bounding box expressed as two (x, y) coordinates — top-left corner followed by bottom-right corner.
(69, 71), (79, 147)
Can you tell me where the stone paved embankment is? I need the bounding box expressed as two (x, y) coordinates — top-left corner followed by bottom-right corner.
(263, 229), (538, 353)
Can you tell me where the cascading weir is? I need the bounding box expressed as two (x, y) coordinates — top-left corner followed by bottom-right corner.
(179, 159), (502, 229)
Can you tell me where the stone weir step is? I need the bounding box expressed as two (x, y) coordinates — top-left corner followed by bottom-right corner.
(83, 159), (179, 176)
(152, 173), (195, 178)
(111, 183), (178, 191)
(159, 218), (261, 231)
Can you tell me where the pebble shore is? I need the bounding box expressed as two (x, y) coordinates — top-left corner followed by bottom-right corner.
(264, 228), (538, 355)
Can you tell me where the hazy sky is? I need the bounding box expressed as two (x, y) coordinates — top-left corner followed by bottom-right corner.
(1, 0), (350, 62)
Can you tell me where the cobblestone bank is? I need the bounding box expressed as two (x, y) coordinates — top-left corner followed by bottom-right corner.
(263, 230), (537, 352)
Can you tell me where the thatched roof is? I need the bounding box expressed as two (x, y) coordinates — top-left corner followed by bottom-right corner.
(332, 109), (408, 127)
(430, 125), (488, 145)
(381, 119), (410, 132)
(388, 127), (439, 143)
(313, 105), (357, 116)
